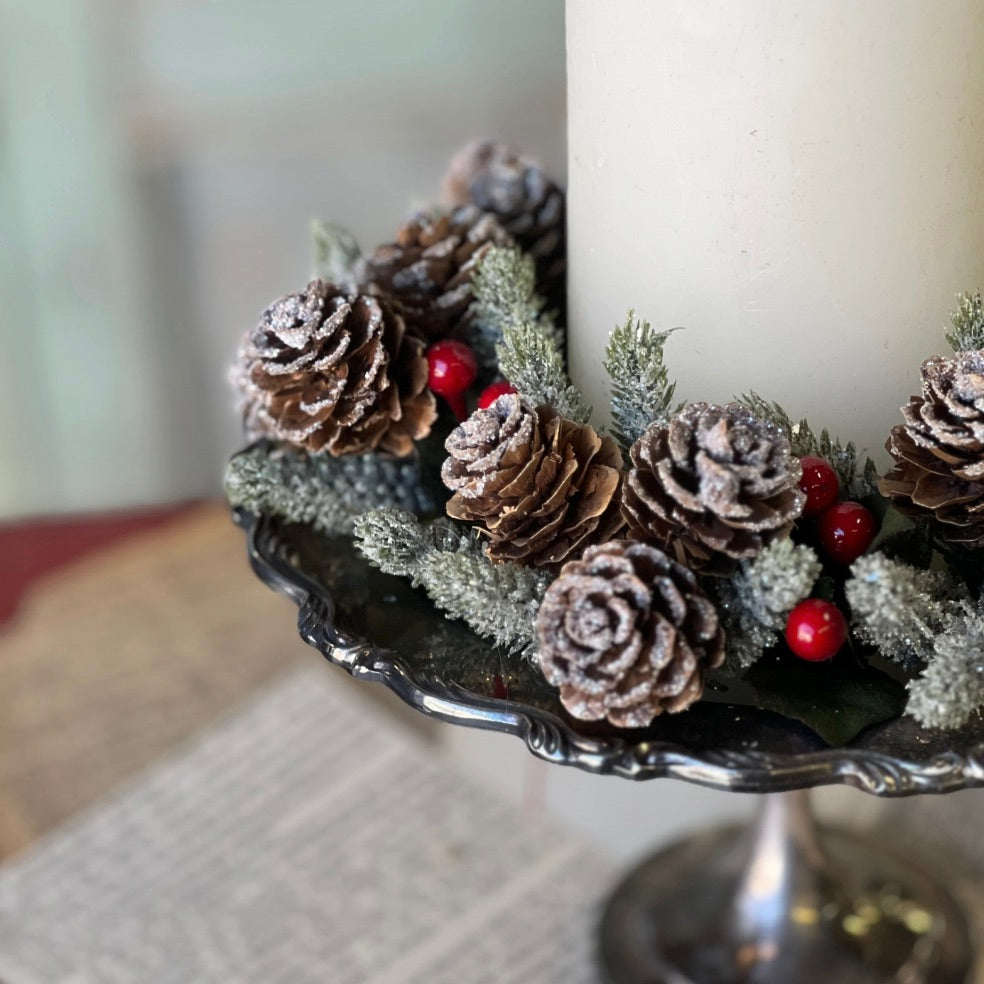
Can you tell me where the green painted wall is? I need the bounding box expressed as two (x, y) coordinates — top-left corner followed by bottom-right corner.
(0, 0), (565, 517)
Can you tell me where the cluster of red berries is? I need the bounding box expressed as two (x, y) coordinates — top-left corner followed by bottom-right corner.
(425, 340), (515, 421)
(799, 457), (877, 565)
(785, 456), (879, 663)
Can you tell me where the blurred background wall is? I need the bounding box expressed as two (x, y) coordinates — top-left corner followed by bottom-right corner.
(1, 0), (765, 862)
(0, 0), (566, 519)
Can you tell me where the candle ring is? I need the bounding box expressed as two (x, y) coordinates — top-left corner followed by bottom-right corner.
(227, 141), (984, 742)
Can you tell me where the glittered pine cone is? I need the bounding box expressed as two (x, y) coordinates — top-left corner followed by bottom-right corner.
(880, 350), (984, 548)
(622, 402), (805, 575)
(443, 140), (566, 320)
(536, 540), (725, 728)
(362, 204), (512, 340)
(235, 280), (436, 457)
(441, 393), (624, 568)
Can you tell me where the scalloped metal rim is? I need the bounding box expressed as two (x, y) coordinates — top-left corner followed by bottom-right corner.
(236, 508), (984, 796)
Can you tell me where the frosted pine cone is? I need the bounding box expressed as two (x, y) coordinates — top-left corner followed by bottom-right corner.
(234, 280), (436, 457)
(536, 541), (725, 728)
(622, 402), (805, 575)
(881, 351), (984, 547)
(443, 140), (566, 319)
(441, 393), (624, 569)
(363, 204), (512, 340)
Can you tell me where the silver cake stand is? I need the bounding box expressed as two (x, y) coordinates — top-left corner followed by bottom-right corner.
(235, 506), (984, 984)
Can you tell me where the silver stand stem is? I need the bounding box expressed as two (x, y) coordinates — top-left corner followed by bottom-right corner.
(726, 790), (840, 970)
(599, 790), (977, 984)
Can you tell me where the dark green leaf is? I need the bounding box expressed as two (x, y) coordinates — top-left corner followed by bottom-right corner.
(813, 575), (837, 602)
(736, 651), (907, 746)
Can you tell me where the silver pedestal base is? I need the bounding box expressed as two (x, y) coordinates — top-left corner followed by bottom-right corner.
(599, 792), (984, 984)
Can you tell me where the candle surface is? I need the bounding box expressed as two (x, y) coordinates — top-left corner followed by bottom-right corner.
(567, 0), (984, 461)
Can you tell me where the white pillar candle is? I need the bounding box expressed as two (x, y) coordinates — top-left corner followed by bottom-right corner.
(567, 0), (984, 462)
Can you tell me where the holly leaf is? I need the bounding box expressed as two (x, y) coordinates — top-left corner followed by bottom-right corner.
(812, 575), (837, 603)
(868, 504), (933, 567)
(732, 652), (907, 746)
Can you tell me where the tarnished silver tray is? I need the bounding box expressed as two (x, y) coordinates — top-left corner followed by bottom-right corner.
(235, 507), (984, 797)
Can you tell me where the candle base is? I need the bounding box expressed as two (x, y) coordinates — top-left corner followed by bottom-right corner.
(598, 791), (982, 984)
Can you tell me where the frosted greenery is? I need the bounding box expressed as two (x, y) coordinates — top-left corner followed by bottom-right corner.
(472, 247), (589, 421)
(353, 509), (477, 579)
(496, 321), (590, 423)
(715, 539), (822, 672)
(470, 245), (564, 357)
(907, 611), (984, 730)
(846, 553), (966, 671)
(224, 443), (437, 536)
(945, 290), (984, 353)
(310, 219), (363, 287)
(846, 552), (984, 729)
(467, 245), (557, 375)
(353, 508), (552, 660)
(604, 312), (679, 455)
(737, 391), (876, 497)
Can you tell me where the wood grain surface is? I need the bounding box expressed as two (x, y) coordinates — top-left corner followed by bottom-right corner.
(0, 504), (433, 861)
(0, 504), (198, 624)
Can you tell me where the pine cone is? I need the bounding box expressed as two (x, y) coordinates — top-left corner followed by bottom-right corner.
(622, 402), (805, 575)
(234, 280), (436, 457)
(441, 393), (624, 569)
(444, 140), (566, 321)
(363, 204), (512, 340)
(536, 540), (725, 728)
(881, 351), (984, 547)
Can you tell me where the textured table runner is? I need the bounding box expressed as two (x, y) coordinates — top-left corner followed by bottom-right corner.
(0, 666), (612, 984)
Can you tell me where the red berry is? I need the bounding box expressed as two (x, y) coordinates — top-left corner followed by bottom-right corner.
(818, 501), (877, 565)
(477, 380), (516, 410)
(798, 456), (840, 517)
(785, 599), (848, 662)
(426, 340), (477, 421)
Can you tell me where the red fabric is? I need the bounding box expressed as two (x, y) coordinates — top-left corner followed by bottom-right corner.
(0, 504), (199, 626)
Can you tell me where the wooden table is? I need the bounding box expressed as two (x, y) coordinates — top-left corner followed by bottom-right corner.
(0, 504), (317, 859)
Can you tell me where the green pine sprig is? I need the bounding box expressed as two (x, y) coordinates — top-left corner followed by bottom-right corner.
(471, 244), (564, 357)
(844, 551), (984, 728)
(846, 552), (967, 671)
(472, 246), (589, 422)
(945, 290), (984, 353)
(353, 508), (552, 660)
(604, 311), (679, 455)
(496, 322), (590, 423)
(906, 610), (984, 730)
(311, 219), (363, 287)
(224, 443), (438, 536)
(352, 508), (465, 578)
(714, 539), (822, 673)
